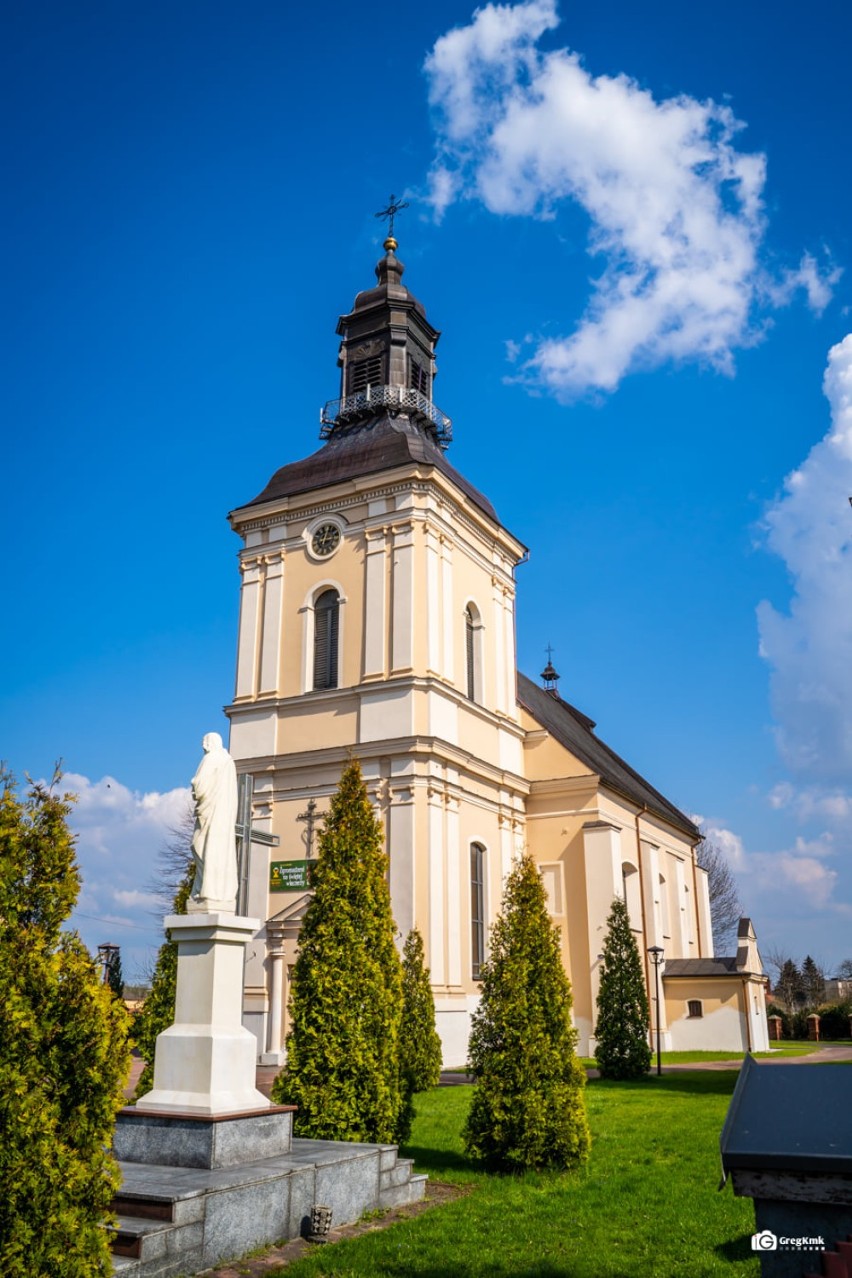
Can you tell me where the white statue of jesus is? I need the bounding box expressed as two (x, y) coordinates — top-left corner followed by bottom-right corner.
(188, 732), (239, 913)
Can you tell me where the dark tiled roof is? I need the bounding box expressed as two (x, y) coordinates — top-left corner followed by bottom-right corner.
(517, 673), (699, 840)
(663, 958), (739, 976)
(238, 414), (499, 523)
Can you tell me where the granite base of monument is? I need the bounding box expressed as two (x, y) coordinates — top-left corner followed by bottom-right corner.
(110, 1129), (426, 1277)
(112, 906), (426, 1275)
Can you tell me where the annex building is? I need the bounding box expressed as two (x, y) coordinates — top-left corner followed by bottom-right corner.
(226, 232), (769, 1064)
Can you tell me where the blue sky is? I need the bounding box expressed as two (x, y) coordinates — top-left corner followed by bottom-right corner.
(3, 0), (851, 980)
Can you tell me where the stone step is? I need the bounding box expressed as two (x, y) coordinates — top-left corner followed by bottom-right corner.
(380, 1157), (415, 1189)
(379, 1172), (427, 1209)
(111, 1214), (203, 1267)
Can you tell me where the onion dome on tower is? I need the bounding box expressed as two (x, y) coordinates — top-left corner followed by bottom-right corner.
(243, 204), (497, 521)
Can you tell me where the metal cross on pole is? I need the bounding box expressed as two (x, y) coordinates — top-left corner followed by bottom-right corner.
(297, 798), (327, 861)
(235, 774), (280, 915)
(374, 193), (409, 240)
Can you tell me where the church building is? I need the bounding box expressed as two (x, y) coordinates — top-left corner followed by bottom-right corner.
(225, 229), (768, 1064)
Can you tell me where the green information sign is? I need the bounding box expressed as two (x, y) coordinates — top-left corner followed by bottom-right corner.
(269, 860), (310, 892)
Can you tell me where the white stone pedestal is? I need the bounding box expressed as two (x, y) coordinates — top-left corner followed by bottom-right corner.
(136, 913), (270, 1116)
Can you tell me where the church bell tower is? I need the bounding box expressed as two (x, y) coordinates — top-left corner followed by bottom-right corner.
(226, 227), (528, 1065)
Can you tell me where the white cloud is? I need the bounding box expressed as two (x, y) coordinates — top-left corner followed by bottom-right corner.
(769, 782), (852, 823)
(424, 0), (837, 398)
(757, 334), (852, 783)
(698, 819), (747, 870)
(54, 772), (193, 980)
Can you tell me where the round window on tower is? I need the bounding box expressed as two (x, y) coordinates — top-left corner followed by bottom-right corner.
(309, 522), (341, 559)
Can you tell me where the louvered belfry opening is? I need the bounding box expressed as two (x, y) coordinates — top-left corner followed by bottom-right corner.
(313, 589), (340, 690)
(470, 843), (485, 979)
(408, 359), (430, 397)
(348, 354), (384, 394)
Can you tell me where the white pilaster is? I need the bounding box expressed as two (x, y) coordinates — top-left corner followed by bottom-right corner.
(428, 788), (446, 985)
(696, 865), (713, 957)
(499, 813), (513, 884)
(258, 552), (284, 695)
(388, 786), (415, 938)
(235, 559), (262, 698)
(391, 522), (414, 673)
(492, 577), (506, 714)
(261, 948), (286, 1065)
(640, 839), (662, 949)
(425, 525), (441, 675)
(363, 528), (387, 677)
(441, 536), (454, 683)
(582, 821), (623, 1014)
(446, 794), (461, 987)
(503, 586), (517, 714)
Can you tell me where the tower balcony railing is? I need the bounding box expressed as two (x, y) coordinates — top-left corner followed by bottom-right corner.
(320, 384), (453, 449)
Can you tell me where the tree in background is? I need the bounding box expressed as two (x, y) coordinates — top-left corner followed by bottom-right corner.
(102, 945), (124, 1001)
(132, 869), (193, 1100)
(397, 928), (442, 1143)
(801, 955), (826, 1009)
(595, 895), (652, 1080)
(0, 769), (130, 1278)
(271, 760), (404, 1143)
(772, 957), (805, 1014)
(463, 853), (590, 1172)
(695, 832), (742, 954)
(836, 958), (852, 980)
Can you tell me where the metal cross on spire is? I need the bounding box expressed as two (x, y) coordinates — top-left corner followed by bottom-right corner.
(374, 193), (409, 241)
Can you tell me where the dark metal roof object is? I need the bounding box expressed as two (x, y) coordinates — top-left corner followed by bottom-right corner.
(663, 958), (740, 976)
(720, 1055), (852, 1175)
(238, 412), (498, 521)
(517, 672), (699, 838)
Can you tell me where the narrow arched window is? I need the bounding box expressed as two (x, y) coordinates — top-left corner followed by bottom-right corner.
(622, 862), (641, 930)
(313, 589), (340, 690)
(470, 843), (485, 979)
(465, 606), (476, 701)
(658, 874), (670, 938)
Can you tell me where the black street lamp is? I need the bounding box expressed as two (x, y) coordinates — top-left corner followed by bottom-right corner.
(647, 945), (664, 1076)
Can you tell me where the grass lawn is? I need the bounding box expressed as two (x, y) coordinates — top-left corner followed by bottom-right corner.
(272, 1072), (759, 1278)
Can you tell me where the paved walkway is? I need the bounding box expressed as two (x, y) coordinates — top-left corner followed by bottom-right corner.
(125, 1044), (852, 1102)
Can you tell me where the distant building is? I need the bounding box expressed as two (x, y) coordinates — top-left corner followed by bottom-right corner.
(825, 978), (852, 1003)
(225, 234), (769, 1063)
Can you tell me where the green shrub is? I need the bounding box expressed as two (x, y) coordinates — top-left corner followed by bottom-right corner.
(271, 761), (404, 1142)
(595, 896), (652, 1080)
(397, 928), (443, 1142)
(815, 1002), (852, 1040)
(0, 771), (130, 1277)
(463, 852), (590, 1172)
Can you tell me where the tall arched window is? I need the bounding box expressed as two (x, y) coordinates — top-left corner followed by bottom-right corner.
(658, 874), (670, 938)
(622, 862), (642, 930)
(470, 843), (486, 979)
(313, 589), (340, 690)
(465, 603), (483, 702)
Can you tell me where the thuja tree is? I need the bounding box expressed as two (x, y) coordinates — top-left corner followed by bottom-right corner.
(397, 927), (442, 1142)
(132, 869), (193, 1100)
(595, 895), (652, 1080)
(464, 852), (590, 1172)
(0, 770), (130, 1278)
(271, 760), (404, 1142)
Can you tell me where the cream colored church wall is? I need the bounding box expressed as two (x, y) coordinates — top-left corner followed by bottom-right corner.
(664, 980), (748, 1052)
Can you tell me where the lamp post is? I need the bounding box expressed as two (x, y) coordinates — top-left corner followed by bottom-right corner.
(647, 945), (664, 1076)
